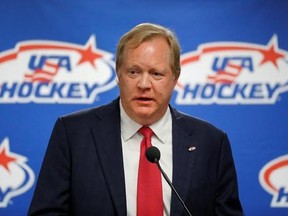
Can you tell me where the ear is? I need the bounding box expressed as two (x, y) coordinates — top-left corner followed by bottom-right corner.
(173, 76), (179, 87)
(115, 71), (119, 84)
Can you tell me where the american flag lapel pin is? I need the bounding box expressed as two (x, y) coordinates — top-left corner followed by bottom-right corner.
(187, 146), (196, 152)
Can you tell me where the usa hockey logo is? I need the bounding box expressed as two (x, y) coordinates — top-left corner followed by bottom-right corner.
(0, 137), (35, 207)
(175, 35), (288, 104)
(0, 35), (117, 103)
(259, 154), (288, 207)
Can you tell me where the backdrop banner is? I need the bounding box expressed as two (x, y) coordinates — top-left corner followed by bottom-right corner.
(0, 0), (287, 215)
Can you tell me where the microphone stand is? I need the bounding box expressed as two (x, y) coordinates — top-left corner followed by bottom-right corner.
(156, 162), (192, 216)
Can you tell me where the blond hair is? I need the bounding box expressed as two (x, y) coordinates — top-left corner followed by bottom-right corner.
(116, 23), (181, 78)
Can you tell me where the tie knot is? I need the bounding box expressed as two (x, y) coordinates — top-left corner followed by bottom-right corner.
(139, 126), (154, 139)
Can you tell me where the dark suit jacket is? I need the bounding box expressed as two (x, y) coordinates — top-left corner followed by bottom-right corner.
(28, 98), (244, 216)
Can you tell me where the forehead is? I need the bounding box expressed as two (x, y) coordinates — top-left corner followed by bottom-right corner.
(124, 38), (171, 64)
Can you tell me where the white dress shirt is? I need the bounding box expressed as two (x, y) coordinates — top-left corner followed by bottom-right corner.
(120, 101), (173, 216)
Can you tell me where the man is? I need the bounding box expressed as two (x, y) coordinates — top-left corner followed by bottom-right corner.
(28, 23), (244, 215)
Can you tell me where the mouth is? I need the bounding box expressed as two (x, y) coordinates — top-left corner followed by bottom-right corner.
(134, 97), (153, 103)
(138, 97), (152, 100)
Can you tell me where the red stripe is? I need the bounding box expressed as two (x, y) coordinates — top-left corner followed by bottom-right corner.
(264, 159), (288, 192)
(181, 55), (200, 65)
(0, 53), (17, 63)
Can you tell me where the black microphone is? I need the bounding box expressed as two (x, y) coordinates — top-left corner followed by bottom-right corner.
(146, 146), (192, 216)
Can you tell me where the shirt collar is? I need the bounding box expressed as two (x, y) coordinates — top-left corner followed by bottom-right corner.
(120, 100), (142, 142)
(120, 100), (171, 144)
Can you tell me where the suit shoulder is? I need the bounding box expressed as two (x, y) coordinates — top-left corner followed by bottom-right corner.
(172, 108), (225, 135)
(59, 99), (119, 125)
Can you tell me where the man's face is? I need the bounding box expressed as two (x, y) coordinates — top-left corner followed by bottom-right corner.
(117, 37), (178, 125)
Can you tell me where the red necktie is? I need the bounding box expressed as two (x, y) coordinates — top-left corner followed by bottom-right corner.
(137, 127), (163, 216)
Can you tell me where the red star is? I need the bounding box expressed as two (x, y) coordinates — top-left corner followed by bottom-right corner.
(0, 145), (17, 172)
(77, 44), (103, 68)
(259, 43), (285, 69)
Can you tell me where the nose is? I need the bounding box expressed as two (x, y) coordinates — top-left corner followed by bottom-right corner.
(138, 73), (151, 89)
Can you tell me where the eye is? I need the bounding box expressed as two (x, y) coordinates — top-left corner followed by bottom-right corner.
(151, 72), (164, 80)
(153, 72), (161, 76)
(127, 69), (140, 78)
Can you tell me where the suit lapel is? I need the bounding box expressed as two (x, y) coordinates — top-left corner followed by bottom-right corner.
(89, 101), (198, 215)
(170, 108), (198, 215)
(90, 99), (126, 215)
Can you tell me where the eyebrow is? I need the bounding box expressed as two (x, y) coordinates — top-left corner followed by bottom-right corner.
(127, 64), (169, 73)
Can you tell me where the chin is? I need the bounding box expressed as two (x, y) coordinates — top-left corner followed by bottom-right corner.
(134, 107), (155, 117)
(135, 112), (153, 120)
(135, 111), (161, 125)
